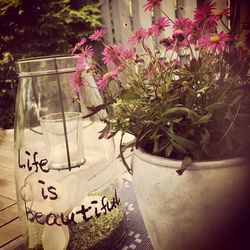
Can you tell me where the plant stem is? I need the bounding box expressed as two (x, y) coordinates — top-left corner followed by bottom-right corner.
(220, 18), (230, 31)
(219, 103), (240, 142)
(158, 7), (174, 24)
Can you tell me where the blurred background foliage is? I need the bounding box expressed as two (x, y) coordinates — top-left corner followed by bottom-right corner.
(0, 0), (102, 128)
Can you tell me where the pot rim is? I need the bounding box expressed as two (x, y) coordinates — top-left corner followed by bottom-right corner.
(133, 148), (247, 170)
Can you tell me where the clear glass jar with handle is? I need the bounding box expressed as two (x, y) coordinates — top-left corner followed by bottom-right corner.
(14, 55), (126, 250)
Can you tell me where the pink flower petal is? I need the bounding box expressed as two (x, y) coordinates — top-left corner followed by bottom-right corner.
(89, 28), (107, 41)
(144, 0), (163, 12)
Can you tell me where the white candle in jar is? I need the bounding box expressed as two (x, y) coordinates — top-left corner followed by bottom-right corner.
(49, 143), (81, 168)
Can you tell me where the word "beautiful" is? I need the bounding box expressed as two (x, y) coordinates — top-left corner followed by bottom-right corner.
(26, 190), (121, 226)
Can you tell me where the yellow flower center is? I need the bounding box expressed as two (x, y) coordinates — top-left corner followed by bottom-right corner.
(215, 9), (223, 16)
(210, 35), (219, 42)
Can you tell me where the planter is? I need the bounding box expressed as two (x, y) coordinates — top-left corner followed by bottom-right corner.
(132, 148), (250, 250)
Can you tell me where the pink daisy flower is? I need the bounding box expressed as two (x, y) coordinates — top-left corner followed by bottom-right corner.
(71, 64), (86, 93)
(79, 37), (87, 46)
(72, 37), (87, 55)
(97, 78), (108, 90)
(147, 26), (155, 37)
(199, 31), (233, 53)
(105, 67), (119, 79)
(89, 28), (107, 41)
(102, 44), (124, 66)
(173, 17), (193, 37)
(160, 37), (186, 51)
(81, 45), (93, 62)
(188, 25), (203, 44)
(159, 37), (173, 47)
(128, 28), (148, 45)
(144, 0), (163, 12)
(194, 0), (219, 32)
(150, 17), (170, 36)
(97, 68), (119, 89)
(123, 48), (135, 60)
(173, 30), (185, 42)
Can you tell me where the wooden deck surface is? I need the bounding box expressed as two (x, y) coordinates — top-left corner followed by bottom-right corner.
(0, 129), (24, 250)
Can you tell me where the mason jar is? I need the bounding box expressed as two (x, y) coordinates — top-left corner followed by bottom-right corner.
(14, 55), (126, 250)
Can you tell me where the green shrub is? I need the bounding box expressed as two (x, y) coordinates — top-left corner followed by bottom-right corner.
(0, 0), (102, 128)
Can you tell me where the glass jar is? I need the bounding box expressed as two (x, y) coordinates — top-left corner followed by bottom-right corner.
(14, 55), (126, 250)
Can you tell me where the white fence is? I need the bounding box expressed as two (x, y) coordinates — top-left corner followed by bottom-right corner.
(100, 0), (228, 46)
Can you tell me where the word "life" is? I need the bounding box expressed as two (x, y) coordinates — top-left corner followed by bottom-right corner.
(18, 149), (49, 173)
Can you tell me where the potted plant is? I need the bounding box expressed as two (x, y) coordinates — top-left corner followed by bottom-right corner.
(71, 1), (250, 249)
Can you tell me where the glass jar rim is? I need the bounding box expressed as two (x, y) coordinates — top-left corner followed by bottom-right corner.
(15, 54), (80, 77)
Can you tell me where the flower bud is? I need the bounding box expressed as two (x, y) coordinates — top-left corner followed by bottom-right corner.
(173, 30), (185, 41)
(160, 37), (172, 47)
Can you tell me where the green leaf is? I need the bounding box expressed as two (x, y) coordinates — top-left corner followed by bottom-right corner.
(165, 144), (173, 157)
(83, 102), (113, 118)
(98, 124), (110, 139)
(196, 85), (209, 94)
(172, 117), (183, 123)
(192, 112), (212, 125)
(136, 128), (153, 149)
(0, 0), (19, 16)
(172, 141), (189, 154)
(163, 107), (201, 123)
(176, 156), (192, 175)
(168, 132), (196, 150)
(201, 128), (210, 151)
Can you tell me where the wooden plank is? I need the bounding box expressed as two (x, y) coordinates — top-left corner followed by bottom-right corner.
(132, 0), (152, 30)
(0, 130), (14, 149)
(5, 129), (14, 138)
(0, 204), (19, 227)
(0, 219), (22, 248)
(1, 235), (25, 250)
(111, 0), (132, 45)
(0, 149), (14, 159)
(100, 0), (114, 44)
(0, 166), (15, 184)
(0, 196), (15, 211)
(0, 142), (13, 151)
(0, 155), (14, 170)
(183, 0), (196, 18)
(0, 179), (16, 201)
(0, 130), (25, 249)
(176, 0), (196, 19)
